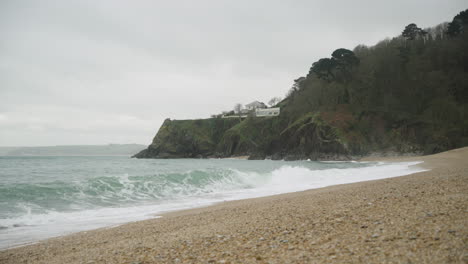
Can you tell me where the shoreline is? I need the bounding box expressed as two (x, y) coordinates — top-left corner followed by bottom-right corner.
(1, 147), (467, 263)
(0, 158), (423, 251)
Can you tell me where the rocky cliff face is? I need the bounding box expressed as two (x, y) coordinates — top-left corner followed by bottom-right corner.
(134, 113), (361, 160)
(133, 118), (241, 159)
(214, 112), (352, 160)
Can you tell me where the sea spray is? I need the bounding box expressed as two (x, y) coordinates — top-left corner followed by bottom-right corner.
(0, 156), (425, 249)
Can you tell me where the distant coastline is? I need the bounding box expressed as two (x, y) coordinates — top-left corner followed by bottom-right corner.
(0, 144), (146, 157)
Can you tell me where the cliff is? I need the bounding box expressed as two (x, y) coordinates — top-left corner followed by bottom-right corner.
(134, 108), (429, 160)
(135, 10), (468, 160)
(133, 118), (240, 158)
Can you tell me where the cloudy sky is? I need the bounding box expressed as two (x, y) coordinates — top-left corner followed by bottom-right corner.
(0, 1), (466, 146)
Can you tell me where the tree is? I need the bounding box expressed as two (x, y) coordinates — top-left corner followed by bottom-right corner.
(331, 48), (360, 81)
(446, 21), (462, 37)
(309, 49), (359, 82)
(402, 23), (427, 40)
(457, 9), (468, 23)
(310, 58), (337, 81)
(446, 9), (468, 37)
(291, 77), (306, 92)
(331, 48), (360, 66)
(233, 103), (243, 114)
(268, 97), (282, 107)
(286, 77), (306, 98)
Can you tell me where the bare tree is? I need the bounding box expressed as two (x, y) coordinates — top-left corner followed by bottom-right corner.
(234, 103), (243, 114)
(268, 97), (282, 107)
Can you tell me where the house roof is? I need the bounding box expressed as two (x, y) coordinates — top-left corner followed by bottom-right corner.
(245, 101), (266, 108)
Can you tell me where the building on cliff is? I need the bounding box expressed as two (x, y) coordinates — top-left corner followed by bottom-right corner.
(255, 107), (280, 117)
(245, 101), (267, 110)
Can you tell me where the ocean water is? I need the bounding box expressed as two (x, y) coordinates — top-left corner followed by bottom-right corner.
(0, 156), (425, 249)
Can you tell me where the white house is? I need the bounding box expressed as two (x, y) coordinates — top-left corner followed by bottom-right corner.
(240, 108), (250, 114)
(255, 107), (280, 117)
(245, 101), (267, 110)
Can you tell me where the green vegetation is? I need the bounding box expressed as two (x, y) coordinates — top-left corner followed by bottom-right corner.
(446, 9), (468, 37)
(134, 118), (241, 158)
(280, 9), (468, 156)
(135, 9), (468, 160)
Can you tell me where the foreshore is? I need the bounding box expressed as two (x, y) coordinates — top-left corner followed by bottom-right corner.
(1, 148), (467, 263)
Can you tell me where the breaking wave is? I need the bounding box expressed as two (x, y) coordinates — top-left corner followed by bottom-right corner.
(0, 157), (425, 249)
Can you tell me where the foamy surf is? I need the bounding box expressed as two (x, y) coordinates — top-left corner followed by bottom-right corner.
(0, 156), (426, 249)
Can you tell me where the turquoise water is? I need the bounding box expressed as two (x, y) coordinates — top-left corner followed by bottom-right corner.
(0, 156), (423, 249)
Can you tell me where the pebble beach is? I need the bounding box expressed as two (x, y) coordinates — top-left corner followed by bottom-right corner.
(1, 147), (467, 263)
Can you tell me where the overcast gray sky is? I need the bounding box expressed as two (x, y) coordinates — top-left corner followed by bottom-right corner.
(0, 0), (466, 146)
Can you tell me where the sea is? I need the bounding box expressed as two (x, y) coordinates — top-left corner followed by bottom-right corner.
(0, 156), (425, 249)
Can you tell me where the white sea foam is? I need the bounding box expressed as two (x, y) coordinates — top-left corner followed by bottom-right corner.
(204, 161), (426, 200)
(0, 160), (426, 250)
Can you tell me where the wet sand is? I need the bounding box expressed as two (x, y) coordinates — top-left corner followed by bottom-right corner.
(1, 147), (467, 263)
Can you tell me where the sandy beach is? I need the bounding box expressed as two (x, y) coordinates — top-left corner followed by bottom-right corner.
(1, 148), (467, 263)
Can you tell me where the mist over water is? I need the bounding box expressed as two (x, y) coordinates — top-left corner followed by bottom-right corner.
(0, 156), (425, 249)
